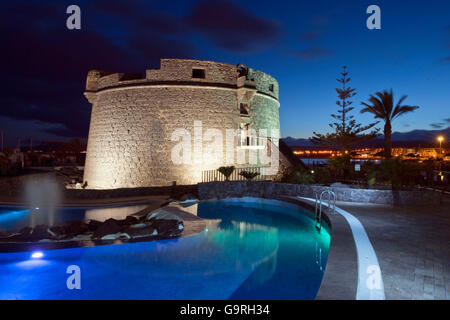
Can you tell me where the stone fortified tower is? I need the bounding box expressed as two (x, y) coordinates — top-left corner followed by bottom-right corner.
(83, 59), (280, 189)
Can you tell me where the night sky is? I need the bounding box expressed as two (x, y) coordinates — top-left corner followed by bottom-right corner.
(0, 0), (449, 147)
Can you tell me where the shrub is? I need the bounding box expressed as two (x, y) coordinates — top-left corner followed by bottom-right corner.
(378, 159), (421, 189)
(378, 159), (401, 187)
(313, 167), (332, 184)
(281, 165), (314, 184)
(218, 166), (235, 181)
(239, 171), (260, 181)
(327, 154), (352, 179)
(362, 160), (377, 186)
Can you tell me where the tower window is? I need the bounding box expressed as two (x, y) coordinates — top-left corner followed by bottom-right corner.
(192, 68), (205, 79)
(269, 84), (274, 92)
(240, 103), (249, 115)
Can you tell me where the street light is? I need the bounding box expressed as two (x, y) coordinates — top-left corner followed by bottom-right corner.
(437, 136), (444, 156)
(437, 136), (444, 179)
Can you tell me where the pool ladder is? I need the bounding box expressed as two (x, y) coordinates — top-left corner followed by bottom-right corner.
(314, 190), (336, 232)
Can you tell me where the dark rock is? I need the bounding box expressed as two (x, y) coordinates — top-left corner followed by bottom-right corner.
(65, 220), (89, 236)
(88, 219), (102, 231)
(137, 213), (150, 222)
(105, 218), (120, 224)
(151, 219), (183, 237)
(0, 230), (21, 240)
(93, 219), (121, 239)
(124, 215), (139, 225)
(19, 226), (33, 237)
(115, 216), (139, 227)
(48, 225), (67, 238)
(30, 224), (53, 240)
(145, 208), (184, 237)
(146, 209), (183, 222)
(180, 194), (197, 201)
(123, 223), (156, 238)
(0, 224), (70, 242)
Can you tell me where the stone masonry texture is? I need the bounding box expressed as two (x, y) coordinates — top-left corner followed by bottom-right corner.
(83, 59), (280, 189)
(198, 181), (442, 206)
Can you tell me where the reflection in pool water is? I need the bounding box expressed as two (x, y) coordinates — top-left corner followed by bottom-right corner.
(0, 204), (148, 231)
(0, 199), (330, 299)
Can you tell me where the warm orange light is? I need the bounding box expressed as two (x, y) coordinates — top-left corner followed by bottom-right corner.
(437, 136), (444, 142)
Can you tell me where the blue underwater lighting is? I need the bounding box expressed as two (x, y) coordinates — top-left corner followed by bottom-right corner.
(31, 251), (44, 259)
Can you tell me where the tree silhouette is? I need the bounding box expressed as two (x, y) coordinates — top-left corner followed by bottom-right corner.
(361, 89), (419, 159)
(310, 66), (379, 152)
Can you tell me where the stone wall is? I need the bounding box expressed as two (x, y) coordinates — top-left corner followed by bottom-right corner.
(147, 59), (238, 84)
(247, 68), (279, 99)
(84, 86), (239, 188)
(198, 181), (442, 205)
(83, 59), (280, 189)
(249, 94), (280, 139)
(0, 171), (197, 202)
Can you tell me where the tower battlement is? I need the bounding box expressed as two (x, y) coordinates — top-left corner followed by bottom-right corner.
(85, 59), (279, 100)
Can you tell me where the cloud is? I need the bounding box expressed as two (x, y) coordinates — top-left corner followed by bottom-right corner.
(128, 33), (195, 61)
(441, 25), (450, 58)
(430, 122), (445, 129)
(136, 13), (187, 36)
(185, 0), (280, 52)
(0, 0), (282, 141)
(292, 48), (333, 60)
(444, 118), (450, 123)
(88, 0), (143, 17)
(0, 0), (199, 140)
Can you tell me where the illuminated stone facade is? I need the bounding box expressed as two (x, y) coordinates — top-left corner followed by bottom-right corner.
(83, 59), (280, 189)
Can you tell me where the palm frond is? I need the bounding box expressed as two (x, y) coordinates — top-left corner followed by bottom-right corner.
(392, 105), (419, 120)
(360, 102), (384, 119)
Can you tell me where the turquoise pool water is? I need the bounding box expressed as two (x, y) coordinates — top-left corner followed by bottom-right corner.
(0, 199), (330, 300)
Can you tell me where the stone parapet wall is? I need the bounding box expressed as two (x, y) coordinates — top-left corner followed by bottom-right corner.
(198, 181), (442, 205)
(88, 59), (279, 99)
(150, 59), (238, 84)
(247, 69), (279, 99)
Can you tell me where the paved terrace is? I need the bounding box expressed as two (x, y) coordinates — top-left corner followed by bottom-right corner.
(333, 196), (450, 300)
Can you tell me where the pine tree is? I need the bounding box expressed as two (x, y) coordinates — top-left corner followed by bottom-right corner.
(310, 66), (379, 152)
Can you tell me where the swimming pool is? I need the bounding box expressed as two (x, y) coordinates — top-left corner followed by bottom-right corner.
(0, 198), (330, 299)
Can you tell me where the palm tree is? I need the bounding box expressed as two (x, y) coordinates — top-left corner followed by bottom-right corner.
(361, 89), (419, 159)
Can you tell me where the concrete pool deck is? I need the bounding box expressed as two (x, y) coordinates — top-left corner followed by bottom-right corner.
(289, 196), (450, 300)
(335, 198), (450, 300)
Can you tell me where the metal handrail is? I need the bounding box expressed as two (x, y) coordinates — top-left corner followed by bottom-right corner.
(314, 189), (336, 232)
